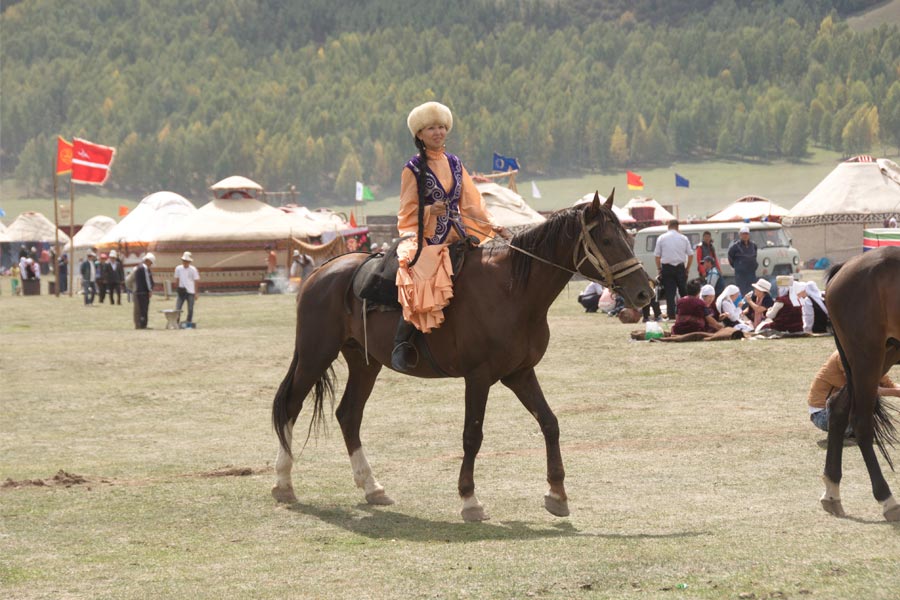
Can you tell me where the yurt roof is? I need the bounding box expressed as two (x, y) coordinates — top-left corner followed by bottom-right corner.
(622, 197), (676, 222)
(784, 158), (900, 223)
(707, 195), (790, 222)
(279, 206), (348, 237)
(98, 191), (196, 245)
(154, 196), (296, 243)
(575, 192), (635, 224)
(477, 182), (546, 227)
(2, 211), (70, 244)
(68, 215), (117, 250)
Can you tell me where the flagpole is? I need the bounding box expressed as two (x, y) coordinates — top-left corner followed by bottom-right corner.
(68, 177), (75, 297)
(53, 171), (61, 297)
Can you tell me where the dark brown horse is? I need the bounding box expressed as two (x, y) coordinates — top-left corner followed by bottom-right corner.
(822, 246), (900, 521)
(271, 192), (652, 521)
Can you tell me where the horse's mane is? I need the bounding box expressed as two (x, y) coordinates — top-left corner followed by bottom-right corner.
(825, 262), (845, 286)
(509, 203), (620, 288)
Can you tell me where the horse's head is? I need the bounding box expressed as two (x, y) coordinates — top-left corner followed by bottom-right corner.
(576, 189), (653, 309)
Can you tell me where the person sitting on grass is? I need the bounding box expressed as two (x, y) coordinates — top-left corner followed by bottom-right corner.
(715, 284), (753, 332)
(671, 278), (710, 335)
(807, 350), (900, 441)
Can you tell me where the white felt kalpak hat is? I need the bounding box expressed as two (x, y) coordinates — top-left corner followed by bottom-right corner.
(407, 101), (453, 137)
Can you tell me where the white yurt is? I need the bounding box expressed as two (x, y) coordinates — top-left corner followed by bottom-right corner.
(783, 157), (900, 263)
(707, 195), (790, 222)
(97, 191), (197, 264)
(623, 197), (676, 223)
(477, 182), (546, 231)
(66, 215), (117, 261)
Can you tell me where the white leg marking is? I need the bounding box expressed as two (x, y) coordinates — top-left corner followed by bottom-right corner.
(461, 495), (483, 512)
(882, 496), (899, 511)
(820, 476), (840, 502)
(274, 425), (294, 489)
(350, 447), (385, 497)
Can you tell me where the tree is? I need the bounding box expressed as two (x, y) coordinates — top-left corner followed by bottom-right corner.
(334, 151), (362, 199)
(608, 126), (629, 167)
(782, 110), (809, 158)
(881, 81), (900, 153)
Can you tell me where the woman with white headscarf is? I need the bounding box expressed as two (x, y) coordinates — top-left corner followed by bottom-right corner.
(801, 281), (829, 333)
(758, 280), (807, 333)
(715, 284), (752, 331)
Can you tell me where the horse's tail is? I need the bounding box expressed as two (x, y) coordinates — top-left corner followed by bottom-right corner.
(834, 334), (898, 470)
(271, 348), (337, 457)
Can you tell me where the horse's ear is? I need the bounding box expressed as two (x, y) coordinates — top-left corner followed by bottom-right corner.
(590, 191), (601, 213)
(605, 188), (615, 209)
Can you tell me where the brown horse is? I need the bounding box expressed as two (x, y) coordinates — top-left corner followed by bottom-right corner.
(821, 246), (900, 521)
(271, 192), (652, 521)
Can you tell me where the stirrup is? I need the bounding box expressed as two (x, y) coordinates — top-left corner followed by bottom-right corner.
(391, 341), (419, 372)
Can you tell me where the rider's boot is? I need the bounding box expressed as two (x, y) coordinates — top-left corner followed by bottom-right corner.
(391, 319), (419, 372)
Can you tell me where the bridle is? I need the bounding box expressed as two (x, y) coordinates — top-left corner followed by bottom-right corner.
(506, 208), (645, 289)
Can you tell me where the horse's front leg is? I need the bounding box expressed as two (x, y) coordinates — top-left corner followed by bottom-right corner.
(459, 376), (491, 522)
(501, 368), (569, 517)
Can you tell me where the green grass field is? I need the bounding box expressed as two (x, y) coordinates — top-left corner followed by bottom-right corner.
(2, 288), (899, 599)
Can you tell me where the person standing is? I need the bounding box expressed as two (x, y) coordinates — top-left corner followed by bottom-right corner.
(695, 231), (720, 277)
(727, 225), (758, 296)
(96, 253), (109, 303)
(173, 251), (200, 327)
(57, 253), (69, 294)
(653, 219), (692, 319)
(133, 253), (155, 329)
(105, 250), (125, 305)
(80, 251), (97, 305)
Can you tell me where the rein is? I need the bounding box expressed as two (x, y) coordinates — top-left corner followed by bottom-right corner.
(463, 209), (643, 289)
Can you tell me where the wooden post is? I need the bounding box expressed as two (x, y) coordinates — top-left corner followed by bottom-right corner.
(68, 177), (75, 296)
(53, 172), (61, 297)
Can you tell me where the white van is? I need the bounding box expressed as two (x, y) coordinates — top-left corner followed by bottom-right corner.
(633, 221), (801, 282)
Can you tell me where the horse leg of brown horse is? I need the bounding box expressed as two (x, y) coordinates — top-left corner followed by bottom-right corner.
(501, 368), (569, 517)
(821, 384), (850, 518)
(459, 374), (492, 522)
(335, 343), (393, 506)
(272, 338), (344, 504)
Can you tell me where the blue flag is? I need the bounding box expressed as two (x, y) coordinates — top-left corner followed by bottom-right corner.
(493, 153), (520, 172)
(675, 173), (690, 188)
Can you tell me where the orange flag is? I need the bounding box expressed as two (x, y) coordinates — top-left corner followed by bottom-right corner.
(118, 205), (129, 217)
(56, 136), (73, 175)
(349, 211), (358, 228)
(626, 170), (644, 190)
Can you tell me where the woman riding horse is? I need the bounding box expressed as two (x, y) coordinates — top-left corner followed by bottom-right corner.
(392, 101), (510, 371)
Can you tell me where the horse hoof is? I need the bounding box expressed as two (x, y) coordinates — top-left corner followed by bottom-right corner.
(271, 485), (298, 504)
(365, 490), (395, 506)
(461, 506), (490, 522)
(884, 504), (900, 522)
(820, 498), (846, 518)
(544, 493), (570, 517)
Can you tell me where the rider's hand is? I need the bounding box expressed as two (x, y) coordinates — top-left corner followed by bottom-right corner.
(493, 225), (512, 240)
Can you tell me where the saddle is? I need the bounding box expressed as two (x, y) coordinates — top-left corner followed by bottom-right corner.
(349, 236), (476, 312)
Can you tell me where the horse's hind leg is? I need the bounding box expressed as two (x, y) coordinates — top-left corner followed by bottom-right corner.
(821, 385), (850, 517)
(272, 341), (343, 504)
(502, 368), (569, 517)
(336, 344), (393, 505)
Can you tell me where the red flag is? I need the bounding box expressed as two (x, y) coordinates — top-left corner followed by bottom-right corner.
(118, 205), (130, 217)
(56, 136), (73, 175)
(626, 170), (644, 191)
(71, 138), (116, 185)
(349, 211), (358, 228)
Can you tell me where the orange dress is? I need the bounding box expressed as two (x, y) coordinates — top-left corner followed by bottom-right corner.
(396, 148), (495, 333)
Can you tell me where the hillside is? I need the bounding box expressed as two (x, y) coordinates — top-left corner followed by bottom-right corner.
(1, 0), (897, 205)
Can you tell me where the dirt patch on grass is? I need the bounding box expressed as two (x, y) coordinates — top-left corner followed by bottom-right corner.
(2, 465), (271, 492)
(2, 469), (103, 489)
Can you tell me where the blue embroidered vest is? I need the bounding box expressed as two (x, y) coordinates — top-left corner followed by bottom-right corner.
(405, 152), (467, 245)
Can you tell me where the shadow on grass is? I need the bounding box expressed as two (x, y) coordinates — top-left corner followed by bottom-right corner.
(287, 502), (709, 543)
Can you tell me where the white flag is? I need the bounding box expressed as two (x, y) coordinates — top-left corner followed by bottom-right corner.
(355, 181), (364, 202)
(531, 181), (542, 199)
